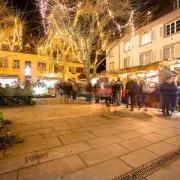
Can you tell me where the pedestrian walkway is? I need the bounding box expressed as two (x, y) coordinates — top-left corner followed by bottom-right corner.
(0, 104), (180, 180)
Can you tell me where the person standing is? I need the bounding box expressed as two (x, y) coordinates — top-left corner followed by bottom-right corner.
(72, 80), (78, 100)
(111, 79), (116, 105)
(160, 76), (178, 116)
(127, 77), (139, 111)
(86, 82), (93, 104)
(139, 79), (148, 111)
(115, 78), (123, 105)
(170, 75), (178, 113)
(94, 80), (100, 103)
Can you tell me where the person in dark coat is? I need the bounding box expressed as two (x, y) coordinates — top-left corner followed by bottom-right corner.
(139, 79), (148, 111)
(115, 78), (123, 105)
(127, 78), (139, 111)
(86, 82), (93, 104)
(160, 76), (178, 116)
(94, 80), (100, 103)
(125, 79), (130, 108)
(170, 76), (178, 113)
(111, 79), (116, 105)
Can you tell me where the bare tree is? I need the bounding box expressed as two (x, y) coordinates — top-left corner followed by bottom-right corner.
(37, 29), (78, 80)
(37, 0), (151, 81)
(0, 1), (23, 52)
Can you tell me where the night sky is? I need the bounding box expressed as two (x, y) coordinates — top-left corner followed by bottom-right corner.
(6, 0), (166, 35)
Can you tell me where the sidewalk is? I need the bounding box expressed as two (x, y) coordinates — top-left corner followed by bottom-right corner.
(0, 104), (180, 180)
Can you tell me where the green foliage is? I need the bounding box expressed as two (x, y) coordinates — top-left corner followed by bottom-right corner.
(0, 112), (4, 127)
(0, 85), (36, 107)
(0, 135), (24, 150)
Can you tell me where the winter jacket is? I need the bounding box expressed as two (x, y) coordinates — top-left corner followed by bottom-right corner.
(160, 82), (178, 100)
(127, 80), (139, 95)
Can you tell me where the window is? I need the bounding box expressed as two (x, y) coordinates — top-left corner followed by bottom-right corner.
(38, 62), (46, 71)
(141, 31), (152, 45)
(69, 67), (76, 73)
(166, 19), (180, 36)
(140, 52), (151, 65)
(54, 65), (63, 73)
(173, 0), (180, 9)
(124, 41), (131, 51)
(0, 58), (8, 68)
(25, 61), (31, 68)
(109, 48), (115, 58)
(109, 62), (114, 71)
(165, 46), (175, 60)
(13, 60), (20, 69)
(76, 67), (84, 73)
(124, 57), (130, 68)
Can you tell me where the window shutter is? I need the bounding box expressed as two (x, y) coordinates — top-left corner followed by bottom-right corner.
(160, 27), (163, 37)
(175, 44), (180, 58)
(160, 49), (163, 61)
(152, 51), (156, 62)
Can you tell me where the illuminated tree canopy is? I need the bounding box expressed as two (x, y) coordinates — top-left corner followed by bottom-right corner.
(37, 0), (149, 80)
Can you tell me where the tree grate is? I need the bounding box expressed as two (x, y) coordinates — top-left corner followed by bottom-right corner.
(114, 148), (180, 180)
(25, 153), (48, 163)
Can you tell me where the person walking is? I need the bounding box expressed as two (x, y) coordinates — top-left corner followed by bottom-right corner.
(160, 76), (178, 116)
(115, 78), (123, 105)
(86, 82), (93, 104)
(127, 77), (139, 111)
(125, 79), (130, 108)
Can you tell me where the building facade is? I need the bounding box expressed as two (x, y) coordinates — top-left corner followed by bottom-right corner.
(106, 8), (180, 72)
(0, 51), (93, 87)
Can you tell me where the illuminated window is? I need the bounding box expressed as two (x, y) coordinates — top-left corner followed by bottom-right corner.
(140, 52), (151, 65)
(166, 19), (180, 36)
(124, 41), (131, 51)
(13, 60), (20, 69)
(54, 65), (63, 73)
(0, 58), (8, 68)
(141, 32), (152, 45)
(38, 62), (46, 71)
(124, 57), (130, 68)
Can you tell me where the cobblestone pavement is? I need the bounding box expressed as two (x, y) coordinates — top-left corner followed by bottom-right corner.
(0, 104), (180, 180)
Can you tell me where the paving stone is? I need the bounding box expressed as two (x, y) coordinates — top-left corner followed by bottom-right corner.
(41, 116), (62, 121)
(120, 149), (158, 168)
(136, 127), (161, 135)
(0, 171), (17, 180)
(72, 126), (99, 133)
(90, 127), (121, 137)
(5, 137), (62, 156)
(25, 135), (44, 142)
(116, 131), (143, 140)
(38, 142), (91, 163)
(54, 124), (81, 131)
(147, 158), (180, 180)
(146, 141), (178, 156)
(63, 158), (132, 180)
(151, 123), (175, 130)
(141, 133), (168, 143)
(79, 144), (129, 166)
(21, 128), (54, 136)
(59, 132), (95, 145)
(156, 128), (180, 137)
(9, 124), (41, 133)
(115, 124), (141, 131)
(119, 137), (152, 151)
(18, 155), (86, 180)
(43, 130), (73, 138)
(165, 135), (180, 147)
(0, 152), (38, 174)
(86, 135), (123, 148)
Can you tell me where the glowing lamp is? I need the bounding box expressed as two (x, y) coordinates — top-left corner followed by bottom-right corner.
(25, 66), (31, 76)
